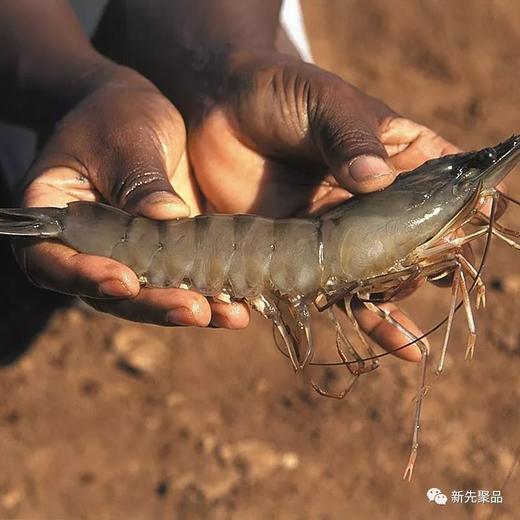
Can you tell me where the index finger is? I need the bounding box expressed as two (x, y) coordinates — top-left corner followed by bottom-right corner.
(14, 239), (141, 299)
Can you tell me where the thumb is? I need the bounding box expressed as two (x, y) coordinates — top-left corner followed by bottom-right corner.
(312, 100), (396, 194)
(111, 157), (190, 221)
(105, 127), (191, 220)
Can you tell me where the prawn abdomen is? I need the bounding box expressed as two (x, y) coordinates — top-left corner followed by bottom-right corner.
(58, 204), (324, 299)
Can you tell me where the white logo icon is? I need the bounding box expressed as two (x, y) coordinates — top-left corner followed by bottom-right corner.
(435, 493), (448, 505)
(427, 488), (448, 505)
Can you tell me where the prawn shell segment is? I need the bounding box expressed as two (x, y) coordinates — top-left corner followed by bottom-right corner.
(227, 215), (275, 299)
(61, 202), (131, 257)
(152, 219), (197, 287)
(269, 219), (322, 298)
(190, 215), (236, 296)
(110, 217), (161, 280)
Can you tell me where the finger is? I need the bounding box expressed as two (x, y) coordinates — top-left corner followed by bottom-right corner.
(92, 116), (190, 219)
(381, 117), (461, 172)
(83, 287), (213, 327)
(104, 98), (190, 219)
(105, 147), (191, 220)
(83, 287), (251, 329)
(209, 301), (251, 329)
(352, 301), (426, 362)
(314, 104), (397, 194)
(14, 240), (140, 298)
(478, 181), (508, 219)
(18, 237), (250, 329)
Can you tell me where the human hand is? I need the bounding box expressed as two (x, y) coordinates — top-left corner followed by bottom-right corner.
(182, 52), (462, 360)
(14, 65), (250, 329)
(188, 52), (460, 214)
(95, 0), (468, 361)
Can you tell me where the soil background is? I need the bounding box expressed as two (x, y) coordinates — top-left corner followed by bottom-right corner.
(1, 1), (519, 519)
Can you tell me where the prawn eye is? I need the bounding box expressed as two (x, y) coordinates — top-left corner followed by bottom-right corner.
(477, 147), (497, 166)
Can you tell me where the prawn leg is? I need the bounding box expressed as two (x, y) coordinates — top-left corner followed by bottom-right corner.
(326, 307), (366, 373)
(473, 206), (520, 249)
(492, 228), (520, 250)
(316, 267), (423, 312)
(253, 294), (318, 390)
(436, 265), (461, 375)
(288, 298), (314, 369)
(266, 294), (363, 399)
(415, 227), (488, 258)
(362, 301), (429, 481)
(458, 270), (477, 360)
(344, 296), (380, 372)
(310, 370), (358, 400)
(261, 295), (355, 399)
(456, 253), (486, 309)
(309, 321), (359, 400)
(476, 208), (520, 239)
(289, 299), (365, 399)
(358, 266), (422, 304)
(306, 304), (380, 399)
(252, 295), (302, 372)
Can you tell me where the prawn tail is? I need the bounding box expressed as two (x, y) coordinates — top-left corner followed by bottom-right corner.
(0, 207), (64, 238)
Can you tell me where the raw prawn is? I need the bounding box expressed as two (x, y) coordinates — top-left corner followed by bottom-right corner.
(1, 135), (519, 479)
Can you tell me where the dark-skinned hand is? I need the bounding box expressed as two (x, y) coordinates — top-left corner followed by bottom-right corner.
(14, 65), (250, 329)
(180, 52), (463, 361)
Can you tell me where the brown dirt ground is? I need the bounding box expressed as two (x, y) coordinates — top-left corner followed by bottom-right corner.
(1, 1), (519, 518)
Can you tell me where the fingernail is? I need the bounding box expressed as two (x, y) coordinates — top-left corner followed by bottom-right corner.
(166, 306), (194, 326)
(348, 155), (394, 183)
(99, 279), (132, 297)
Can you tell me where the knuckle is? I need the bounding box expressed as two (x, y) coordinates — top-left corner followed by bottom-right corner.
(313, 102), (385, 162)
(327, 122), (384, 163)
(338, 123), (380, 149)
(115, 165), (170, 208)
